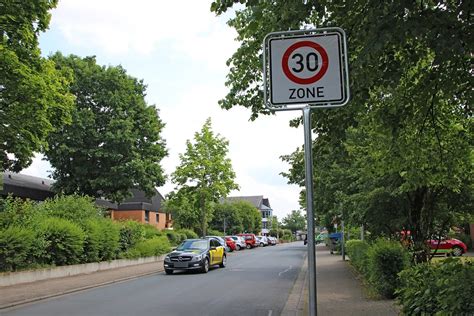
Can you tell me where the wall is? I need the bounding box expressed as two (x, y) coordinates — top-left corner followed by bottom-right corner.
(111, 210), (144, 222)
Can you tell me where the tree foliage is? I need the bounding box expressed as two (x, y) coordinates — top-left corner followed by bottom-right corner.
(44, 53), (167, 203)
(0, 0), (74, 171)
(169, 118), (238, 236)
(212, 1), (473, 262)
(281, 210), (306, 234)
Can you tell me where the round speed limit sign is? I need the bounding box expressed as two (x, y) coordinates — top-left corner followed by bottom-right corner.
(265, 28), (349, 108)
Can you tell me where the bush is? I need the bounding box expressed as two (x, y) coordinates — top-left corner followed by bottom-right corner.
(119, 220), (145, 252)
(165, 230), (187, 245)
(143, 224), (163, 239)
(397, 258), (474, 315)
(0, 226), (36, 271)
(37, 218), (85, 266)
(346, 240), (369, 274)
(207, 229), (224, 236)
(366, 239), (409, 298)
(175, 228), (198, 239)
(125, 236), (171, 259)
(36, 195), (104, 225)
(0, 197), (41, 229)
(97, 219), (120, 261)
(82, 219), (102, 262)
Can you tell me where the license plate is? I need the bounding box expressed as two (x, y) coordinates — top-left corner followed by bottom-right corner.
(174, 262), (188, 268)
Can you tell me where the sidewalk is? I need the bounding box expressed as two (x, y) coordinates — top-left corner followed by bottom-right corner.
(0, 261), (164, 310)
(283, 244), (399, 316)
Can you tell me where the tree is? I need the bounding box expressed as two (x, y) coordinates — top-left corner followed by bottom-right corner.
(44, 53), (167, 203)
(210, 202), (243, 235)
(212, 1), (473, 262)
(281, 210), (306, 235)
(0, 0), (75, 171)
(170, 118), (239, 236)
(233, 200), (261, 234)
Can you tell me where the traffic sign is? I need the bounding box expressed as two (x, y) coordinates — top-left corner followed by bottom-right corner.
(263, 28), (349, 109)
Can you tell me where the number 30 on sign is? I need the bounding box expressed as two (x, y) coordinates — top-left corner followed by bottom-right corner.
(264, 28), (349, 109)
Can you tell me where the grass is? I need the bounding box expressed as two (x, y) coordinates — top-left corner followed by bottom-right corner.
(431, 256), (474, 263)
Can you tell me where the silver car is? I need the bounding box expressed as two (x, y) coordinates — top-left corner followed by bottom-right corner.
(228, 235), (246, 250)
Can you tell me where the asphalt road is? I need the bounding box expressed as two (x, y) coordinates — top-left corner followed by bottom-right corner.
(3, 242), (307, 316)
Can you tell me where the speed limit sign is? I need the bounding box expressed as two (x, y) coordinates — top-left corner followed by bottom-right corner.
(263, 28), (349, 109)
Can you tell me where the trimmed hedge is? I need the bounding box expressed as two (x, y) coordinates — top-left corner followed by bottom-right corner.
(346, 239), (370, 274)
(119, 220), (145, 252)
(366, 239), (410, 298)
(175, 228), (198, 239)
(97, 219), (120, 261)
(397, 258), (474, 315)
(165, 230), (186, 245)
(0, 226), (36, 271)
(82, 219), (102, 262)
(38, 218), (85, 266)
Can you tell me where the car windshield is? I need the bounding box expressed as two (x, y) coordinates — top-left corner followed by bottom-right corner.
(176, 240), (208, 251)
(231, 237), (238, 241)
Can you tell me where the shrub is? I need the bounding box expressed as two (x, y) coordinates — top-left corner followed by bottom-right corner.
(0, 197), (41, 229)
(82, 219), (102, 262)
(125, 236), (171, 259)
(207, 229), (224, 236)
(175, 228), (198, 239)
(165, 230), (180, 245)
(37, 218), (85, 266)
(346, 239), (370, 274)
(36, 195), (104, 225)
(397, 258), (474, 315)
(119, 220), (145, 252)
(97, 219), (120, 261)
(0, 226), (36, 271)
(143, 224), (163, 239)
(366, 239), (409, 298)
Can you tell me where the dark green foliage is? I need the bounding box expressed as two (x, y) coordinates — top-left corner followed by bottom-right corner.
(0, 0), (74, 171)
(175, 228), (198, 239)
(397, 258), (474, 315)
(45, 53), (167, 203)
(82, 219), (102, 263)
(97, 219), (120, 261)
(118, 220), (145, 252)
(345, 240), (369, 275)
(281, 210), (305, 235)
(36, 195), (104, 226)
(0, 226), (35, 271)
(0, 197), (42, 228)
(37, 218), (85, 266)
(366, 239), (410, 298)
(125, 236), (171, 259)
(165, 230), (180, 245)
(209, 202), (243, 235)
(207, 229), (224, 237)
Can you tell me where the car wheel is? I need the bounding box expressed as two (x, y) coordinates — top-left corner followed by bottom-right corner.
(165, 269), (173, 275)
(246, 243), (251, 249)
(201, 258), (210, 273)
(260, 242), (264, 247)
(236, 245), (241, 251)
(220, 254), (227, 268)
(452, 246), (463, 257)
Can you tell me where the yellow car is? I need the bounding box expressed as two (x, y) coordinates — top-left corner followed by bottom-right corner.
(163, 238), (226, 274)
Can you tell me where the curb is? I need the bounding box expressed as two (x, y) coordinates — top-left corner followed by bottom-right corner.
(281, 253), (308, 316)
(0, 267), (164, 311)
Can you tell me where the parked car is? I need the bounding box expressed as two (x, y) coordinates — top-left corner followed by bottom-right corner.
(163, 238), (226, 274)
(267, 236), (277, 245)
(238, 233), (258, 249)
(204, 236), (229, 252)
(428, 237), (467, 257)
(224, 236), (236, 252)
(257, 236), (269, 247)
(304, 233), (328, 245)
(228, 236), (246, 250)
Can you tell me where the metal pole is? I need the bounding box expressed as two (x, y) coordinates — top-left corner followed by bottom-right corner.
(341, 217), (345, 261)
(303, 106), (317, 316)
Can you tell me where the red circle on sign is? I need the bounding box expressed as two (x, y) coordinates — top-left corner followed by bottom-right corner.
(282, 41), (329, 85)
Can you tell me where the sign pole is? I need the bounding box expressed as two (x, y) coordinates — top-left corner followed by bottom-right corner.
(303, 106), (317, 316)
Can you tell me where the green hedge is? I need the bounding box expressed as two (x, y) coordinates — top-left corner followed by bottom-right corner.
(38, 218), (85, 266)
(165, 230), (187, 245)
(143, 224), (163, 239)
(82, 219), (102, 262)
(125, 236), (171, 259)
(397, 258), (474, 315)
(119, 220), (145, 252)
(175, 228), (198, 239)
(346, 239), (370, 274)
(366, 239), (410, 298)
(97, 219), (120, 261)
(0, 226), (36, 271)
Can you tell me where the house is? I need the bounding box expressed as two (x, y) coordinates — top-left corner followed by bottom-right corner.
(223, 195), (273, 235)
(0, 172), (172, 229)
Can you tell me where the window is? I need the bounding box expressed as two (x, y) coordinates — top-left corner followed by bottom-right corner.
(145, 211), (149, 222)
(156, 213), (159, 222)
(263, 222), (268, 229)
(211, 239), (220, 248)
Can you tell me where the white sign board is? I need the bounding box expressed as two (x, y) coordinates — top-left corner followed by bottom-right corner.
(264, 29), (349, 109)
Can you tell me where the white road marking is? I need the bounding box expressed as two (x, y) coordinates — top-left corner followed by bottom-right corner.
(268, 310), (273, 316)
(278, 265), (292, 276)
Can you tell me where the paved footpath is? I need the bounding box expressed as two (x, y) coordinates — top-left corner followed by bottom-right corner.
(285, 244), (399, 316)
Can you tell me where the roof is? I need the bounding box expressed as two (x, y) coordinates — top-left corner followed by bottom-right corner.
(222, 195), (264, 209)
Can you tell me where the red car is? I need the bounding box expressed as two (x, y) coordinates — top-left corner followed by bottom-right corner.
(428, 238), (467, 257)
(224, 237), (236, 252)
(238, 233), (257, 249)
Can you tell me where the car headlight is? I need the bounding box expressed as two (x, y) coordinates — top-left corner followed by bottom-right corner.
(194, 254), (204, 261)
(165, 255), (170, 261)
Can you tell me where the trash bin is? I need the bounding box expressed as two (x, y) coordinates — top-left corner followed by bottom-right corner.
(328, 232), (342, 254)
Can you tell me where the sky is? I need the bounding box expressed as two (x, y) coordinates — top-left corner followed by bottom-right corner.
(22, 0), (305, 219)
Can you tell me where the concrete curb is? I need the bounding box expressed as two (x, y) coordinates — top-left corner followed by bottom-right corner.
(0, 266), (164, 310)
(281, 253), (308, 316)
